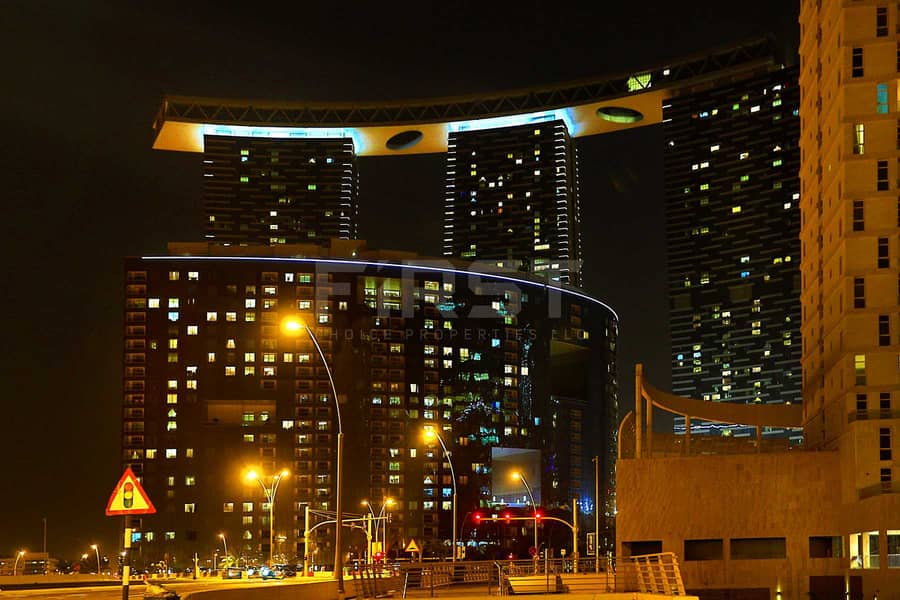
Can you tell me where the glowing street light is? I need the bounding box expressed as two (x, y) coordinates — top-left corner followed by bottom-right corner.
(424, 427), (458, 561)
(218, 533), (228, 569)
(90, 544), (101, 575)
(362, 498), (395, 559)
(13, 550), (25, 576)
(512, 471), (539, 556)
(245, 468), (290, 567)
(281, 316), (345, 592)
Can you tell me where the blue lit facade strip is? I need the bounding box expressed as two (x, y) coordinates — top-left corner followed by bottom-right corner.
(140, 255), (619, 321)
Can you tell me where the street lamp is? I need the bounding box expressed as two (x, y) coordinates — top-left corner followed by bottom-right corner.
(13, 550), (25, 576)
(281, 316), (344, 592)
(424, 427), (457, 562)
(245, 469), (290, 567)
(362, 498), (395, 559)
(512, 471), (539, 556)
(90, 544), (100, 575)
(218, 533), (228, 569)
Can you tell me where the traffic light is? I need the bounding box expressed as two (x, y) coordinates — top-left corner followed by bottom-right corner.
(474, 513), (483, 523)
(373, 551), (384, 562)
(503, 512), (511, 523)
(534, 511), (543, 520)
(123, 482), (134, 509)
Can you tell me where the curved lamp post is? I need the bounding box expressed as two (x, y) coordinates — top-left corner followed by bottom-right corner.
(90, 544), (101, 575)
(13, 550), (25, 576)
(281, 316), (344, 592)
(362, 498), (395, 558)
(245, 469), (289, 567)
(424, 427), (457, 562)
(218, 533), (228, 569)
(512, 471), (539, 556)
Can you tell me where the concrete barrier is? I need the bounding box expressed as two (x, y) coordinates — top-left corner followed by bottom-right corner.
(182, 579), (339, 600)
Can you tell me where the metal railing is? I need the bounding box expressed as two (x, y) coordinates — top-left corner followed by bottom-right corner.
(395, 553), (686, 596)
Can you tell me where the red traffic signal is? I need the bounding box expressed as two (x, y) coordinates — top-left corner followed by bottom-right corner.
(373, 551), (384, 562)
(534, 511), (543, 520)
(474, 513), (483, 522)
(503, 512), (511, 522)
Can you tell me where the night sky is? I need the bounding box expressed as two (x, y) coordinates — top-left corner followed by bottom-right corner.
(1, 1), (798, 559)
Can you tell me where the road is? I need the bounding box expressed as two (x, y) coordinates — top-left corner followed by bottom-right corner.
(0, 577), (322, 599)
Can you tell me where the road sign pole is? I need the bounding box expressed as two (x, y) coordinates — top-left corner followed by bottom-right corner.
(122, 525), (132, 600)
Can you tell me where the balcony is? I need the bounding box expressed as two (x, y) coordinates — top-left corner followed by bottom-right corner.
(858, 481), (900, 500)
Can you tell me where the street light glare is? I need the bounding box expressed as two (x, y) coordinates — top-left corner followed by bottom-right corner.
(423, 428), (437, 442)
(280, 317), (305, 335)
(280, 469), (290, 478)
(511, 471), (522, 480)
(245, 470), (259, 482)
(90, 544), (97, 550)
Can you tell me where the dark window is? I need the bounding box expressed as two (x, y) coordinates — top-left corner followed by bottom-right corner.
(880, 427), (892, 460)
(622, 540), (662, 557)
(878, 237), (889, 268)
(877, 6), (888, 36)
(880, 315), (891, 346)
(878, 160), (889, 191)
(853, 200), (865, 231)
(684, 539), (724, 561)
(882, 468), (892, 483)
(809, 536), (843, 558)
(857, 393), (868, 416)
(731, 537), (787, 560)
(881, 392), (891, 415)
(896, 122), (900, 150)
(853, 47), (864, 77)
(855, 277), (866, 308)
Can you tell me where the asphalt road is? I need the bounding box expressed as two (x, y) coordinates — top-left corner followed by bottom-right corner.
(0, 577), (318, 599)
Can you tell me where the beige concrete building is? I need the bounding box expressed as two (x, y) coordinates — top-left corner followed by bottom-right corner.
(618, 3), (900, 599)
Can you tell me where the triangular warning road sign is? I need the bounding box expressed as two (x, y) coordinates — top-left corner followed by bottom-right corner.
(404, 538), (421, 553)
(106, 467), (156, 516)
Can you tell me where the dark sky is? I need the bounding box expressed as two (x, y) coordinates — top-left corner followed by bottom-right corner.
(0, 1), (798, 559)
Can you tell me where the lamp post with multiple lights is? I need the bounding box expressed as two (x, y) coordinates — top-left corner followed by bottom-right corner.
(281, 317), (344, 592)
(362, 498), (395, 559)
(424, 427), (457, 561)
(244, 469), (289, 567)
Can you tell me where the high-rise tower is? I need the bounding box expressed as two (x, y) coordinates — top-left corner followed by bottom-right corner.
(665, 67), (802, 437)
(443, 120), (582, 285)
(800, 0), (899, 574)
(202, 135), (357, 245)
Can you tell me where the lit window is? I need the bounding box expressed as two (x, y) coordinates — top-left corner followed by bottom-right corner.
(207, 352), (216, 363)
(207, 312), (217, 322)
(166, 449), (177, 459)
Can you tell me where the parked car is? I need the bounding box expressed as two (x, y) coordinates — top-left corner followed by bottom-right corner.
(221, 567), (244, 579)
